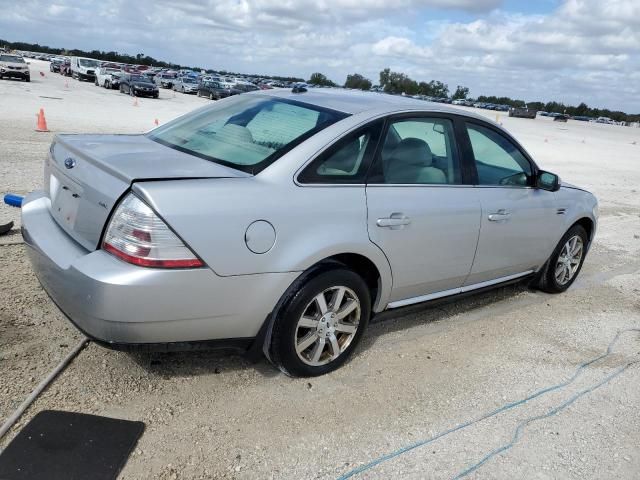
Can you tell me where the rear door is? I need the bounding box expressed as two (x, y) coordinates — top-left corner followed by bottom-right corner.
(461, 121), (561, 285)
(365, 115), (481, 304)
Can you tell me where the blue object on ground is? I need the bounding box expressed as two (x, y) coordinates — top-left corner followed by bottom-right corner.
(4, 194), (24, 208)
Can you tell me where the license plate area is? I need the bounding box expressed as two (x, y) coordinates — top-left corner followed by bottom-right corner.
(49, 173), (83, 230)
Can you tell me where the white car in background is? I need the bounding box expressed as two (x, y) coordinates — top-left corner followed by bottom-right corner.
(0, 54), (30, 82)
(95, 66), (122, 89)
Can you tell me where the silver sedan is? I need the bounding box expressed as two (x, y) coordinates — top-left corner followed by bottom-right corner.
(22, 89), (597, 376)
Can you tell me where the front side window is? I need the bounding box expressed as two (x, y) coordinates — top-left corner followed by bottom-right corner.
(298, 121), (383, 184)
(369, 117), (460, 184)
(466, 123), (532, 186)
(149, 95), (348, 174)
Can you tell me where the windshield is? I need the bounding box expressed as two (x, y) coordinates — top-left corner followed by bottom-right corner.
(182, 77), (197, 83)
(149, 95), (348, 174)
(0, 55), (24, 63)
(130, 74), (150, 82)
(79, 59), (99, 67)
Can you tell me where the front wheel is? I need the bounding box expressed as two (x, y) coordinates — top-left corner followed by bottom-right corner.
(534, 224), (588, 293)
(269, 268), (371, 377)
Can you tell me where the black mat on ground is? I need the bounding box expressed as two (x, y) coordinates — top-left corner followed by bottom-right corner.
(0, 410), (144, 480)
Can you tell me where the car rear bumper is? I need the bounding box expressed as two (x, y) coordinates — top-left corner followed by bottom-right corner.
(22, 191), (298, 347)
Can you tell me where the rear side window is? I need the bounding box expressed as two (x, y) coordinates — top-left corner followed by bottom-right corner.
(368, 117), (461, 184)
(149, 95), (348, 174)
(298, 120), (383, 184)
(466, 123), (532, 186)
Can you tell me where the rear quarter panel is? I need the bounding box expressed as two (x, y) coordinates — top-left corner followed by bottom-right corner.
(133, 178), (393, 307)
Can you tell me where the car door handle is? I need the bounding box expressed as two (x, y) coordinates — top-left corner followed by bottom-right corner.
(488, 209), (511, 222)
(377, 214), (411, 228)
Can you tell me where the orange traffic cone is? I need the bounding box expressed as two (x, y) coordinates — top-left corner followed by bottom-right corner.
(35, 108), (49, 132)
(154, 118), (159, 126)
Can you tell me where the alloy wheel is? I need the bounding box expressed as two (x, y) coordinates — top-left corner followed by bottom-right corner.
(555, 235), (583, 285)
(294, 286), (361, 366)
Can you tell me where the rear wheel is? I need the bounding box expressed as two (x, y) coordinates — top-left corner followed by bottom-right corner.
(270, 267), (370, 377)
(534, 225), (588, 293)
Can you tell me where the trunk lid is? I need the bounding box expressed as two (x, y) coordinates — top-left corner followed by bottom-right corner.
(46, 133), (249, 251)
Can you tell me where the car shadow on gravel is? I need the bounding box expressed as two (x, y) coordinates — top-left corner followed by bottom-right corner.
(125, 282), (531, 379)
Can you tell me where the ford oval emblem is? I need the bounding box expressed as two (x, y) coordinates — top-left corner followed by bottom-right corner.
(64, 157), (76, 169)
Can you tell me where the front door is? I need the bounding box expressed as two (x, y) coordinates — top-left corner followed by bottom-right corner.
(462, 121), (561, 285)
(365, 116), (481, 304)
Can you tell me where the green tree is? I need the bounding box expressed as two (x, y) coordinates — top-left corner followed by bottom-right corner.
(344, 73), (372, 90)
(452, 85), (469, 100)
(308, 72), (336, 87)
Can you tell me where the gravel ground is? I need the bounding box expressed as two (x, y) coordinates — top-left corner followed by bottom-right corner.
(1, 60), (639, 479)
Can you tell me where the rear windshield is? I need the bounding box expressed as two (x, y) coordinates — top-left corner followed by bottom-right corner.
(149, 95), (348, 174)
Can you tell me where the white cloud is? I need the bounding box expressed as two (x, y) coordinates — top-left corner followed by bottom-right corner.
(0, 0), (638, 111)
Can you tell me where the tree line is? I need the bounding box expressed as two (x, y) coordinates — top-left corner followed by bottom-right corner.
(0, 38), (304, 83)
(307, 68), (639, 123)
(4, 38), (637, 122)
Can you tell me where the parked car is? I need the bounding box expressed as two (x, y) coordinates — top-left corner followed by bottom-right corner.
(173, 76), (199, 93)
(155, 72), (177, 89)
(49, 57), (65, 73)
(0, 54), (30, 82)
(233, 83), (259, 93)
(119, 73), (159, 98)
(21, 90), (597, 377)
(95, 66), (122, 88)
(197, 80), (234, 100)
(59, 59), (72, 77)
(69, 56), (100, 81)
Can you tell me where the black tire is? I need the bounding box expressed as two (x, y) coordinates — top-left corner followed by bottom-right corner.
(130, 87), (135, 97)
(119, 84), (124, 94)
(269, 267), (371, 377)
(534, 224), (588, 293)
(153, 93), (158, 99)
(25, 77), (30, 82)
(94, 78), (98, 86)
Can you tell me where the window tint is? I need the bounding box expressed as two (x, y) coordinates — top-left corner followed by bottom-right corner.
(466, 123), (532, 186)
(369, 117), (460, 184)
(298, 121), (382, 184)
(149, 95), (347, 174)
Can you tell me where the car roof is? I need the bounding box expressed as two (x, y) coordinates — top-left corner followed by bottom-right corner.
(257, 87), (487, 119)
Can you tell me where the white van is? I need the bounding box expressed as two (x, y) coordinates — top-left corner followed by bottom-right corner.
(70, 57), (100, 81)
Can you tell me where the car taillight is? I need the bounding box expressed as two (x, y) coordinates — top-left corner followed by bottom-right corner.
(102, 193), (204, 268)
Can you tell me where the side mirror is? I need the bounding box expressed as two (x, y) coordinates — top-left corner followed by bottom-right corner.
(536, 170), (561, 192)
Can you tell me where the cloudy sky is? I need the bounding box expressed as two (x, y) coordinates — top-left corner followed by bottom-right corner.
(1, 0), (638, 112)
